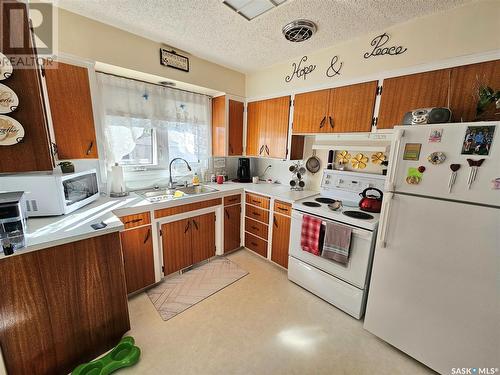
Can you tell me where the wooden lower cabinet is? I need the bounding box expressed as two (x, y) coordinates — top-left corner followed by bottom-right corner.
(245, 232), (268, 257)
(271, 213), (292, 269)
(120, 225), (155, 294)
(224, 204), (241, 253)
(162, 213), (216, 275)
(162, 218), (193, 275)
(0, 233), (130, 375)
(192, 212), (216, 264)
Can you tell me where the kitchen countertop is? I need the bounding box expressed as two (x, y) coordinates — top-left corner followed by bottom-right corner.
(3, 182), (317, 259)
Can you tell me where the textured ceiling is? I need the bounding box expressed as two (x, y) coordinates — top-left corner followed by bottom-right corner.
(57, 0), (472, 73)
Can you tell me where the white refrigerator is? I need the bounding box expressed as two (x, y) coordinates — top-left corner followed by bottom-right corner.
(364, 122), (500, 374)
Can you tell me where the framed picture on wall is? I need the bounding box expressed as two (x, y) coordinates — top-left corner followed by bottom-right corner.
(160, 49), (189, 72)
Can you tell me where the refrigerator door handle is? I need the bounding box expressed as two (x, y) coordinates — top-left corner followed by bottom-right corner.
(378, 192), (393, 248)
(386, 129), (404, 192)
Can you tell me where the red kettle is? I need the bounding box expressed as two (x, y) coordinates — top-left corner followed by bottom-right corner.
(359, 188), (383, 213)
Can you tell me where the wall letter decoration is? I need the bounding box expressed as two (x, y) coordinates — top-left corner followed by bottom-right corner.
(285, 56), (316, 83)
(363, 33), (407, 59)
(325, 55), (343, 78)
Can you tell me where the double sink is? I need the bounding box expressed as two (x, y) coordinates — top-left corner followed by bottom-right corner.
(136, 185), (218, 203)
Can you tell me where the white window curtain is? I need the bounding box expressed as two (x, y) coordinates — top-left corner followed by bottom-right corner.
(96, 73), (212, 189)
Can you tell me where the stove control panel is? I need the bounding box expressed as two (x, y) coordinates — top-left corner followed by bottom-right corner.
(320, 170), (385, 199)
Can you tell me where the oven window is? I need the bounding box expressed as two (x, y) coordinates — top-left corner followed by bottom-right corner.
(62, 174), (98, 206)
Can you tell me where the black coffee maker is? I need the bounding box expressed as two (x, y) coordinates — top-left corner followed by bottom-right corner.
(235, 158), (251, 183)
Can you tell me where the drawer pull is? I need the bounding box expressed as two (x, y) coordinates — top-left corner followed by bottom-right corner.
(251, 226), (259, 230)
(251, 199), (260, 204)
(228, 198), (238, 202)
(124, 218), (143, 224)
(277, 207), (288, 211)
(252, 211), (260, 216)
(184, 220), (191, 233)
(250, 241), (258, 246)
(143, 228), (151, 244)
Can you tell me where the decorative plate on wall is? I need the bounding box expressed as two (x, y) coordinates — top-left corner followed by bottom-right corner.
(371, 152), (386, 165)
(351, 153), (369, 169)
(0, 115), (25, 145)
(0, 53), (13, 80)
(336, 150), (351, 164)
(0, 83), (19, 114)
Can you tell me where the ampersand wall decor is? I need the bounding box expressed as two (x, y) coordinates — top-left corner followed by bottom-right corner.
(326, 55), (343, 78)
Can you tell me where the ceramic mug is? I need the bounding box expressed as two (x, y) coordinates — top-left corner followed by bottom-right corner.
(252, 176), (259, 184)
(216, 175), (224, 184)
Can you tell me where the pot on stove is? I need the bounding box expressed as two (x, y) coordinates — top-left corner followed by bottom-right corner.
(359, 187), (383, 213)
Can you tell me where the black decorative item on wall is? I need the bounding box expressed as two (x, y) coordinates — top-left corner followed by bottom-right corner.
(160, 48), (189, 72)
(363, 33), (407, 59)
(326, 55), (343, 78)
(285, 56), (316, 83)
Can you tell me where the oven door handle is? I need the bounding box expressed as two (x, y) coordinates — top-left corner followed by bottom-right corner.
(320, 221), (372, 240)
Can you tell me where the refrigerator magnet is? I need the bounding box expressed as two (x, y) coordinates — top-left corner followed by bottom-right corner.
(492, 178), (500, 190)
(406, 167), (423, 185)
(427, 152), (446, 165)
(428, 128), (443, 143)
(461, 125), (495, 156)
(403, 143), (422, 161)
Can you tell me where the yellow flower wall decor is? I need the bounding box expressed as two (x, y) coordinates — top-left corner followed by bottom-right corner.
(336, 150), (351, 164)
(371, 152), (386, 165)
(351, 153), (369, 169)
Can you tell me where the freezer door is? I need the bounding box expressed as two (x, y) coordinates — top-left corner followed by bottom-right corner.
(388, 122), (500, 207)
(364, 193), (500, 374)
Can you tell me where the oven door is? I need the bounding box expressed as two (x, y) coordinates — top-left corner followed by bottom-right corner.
(60, 171), (99, 214)
(289, 210), (375, 289)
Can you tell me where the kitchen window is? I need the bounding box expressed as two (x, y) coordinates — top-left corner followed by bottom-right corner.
(96, 73), (211, 188)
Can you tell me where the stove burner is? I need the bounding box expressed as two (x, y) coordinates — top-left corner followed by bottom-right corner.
(315, 197), (335, 204)
(302, 201), (322, 207)
(343, 210), (374, 220)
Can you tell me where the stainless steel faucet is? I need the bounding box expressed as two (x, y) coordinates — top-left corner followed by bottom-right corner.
(168, 158), (192, 189)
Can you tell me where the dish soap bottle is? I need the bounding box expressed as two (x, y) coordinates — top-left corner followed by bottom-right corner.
(192, 173), (200, 186)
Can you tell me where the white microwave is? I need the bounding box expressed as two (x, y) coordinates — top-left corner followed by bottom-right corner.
(0, 169), (100, 217)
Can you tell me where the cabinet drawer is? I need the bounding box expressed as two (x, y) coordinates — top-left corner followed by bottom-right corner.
(119, 212), (151, 229)
(245, 232), (268, 257)
(245, 204), (269, 224)
(246, 193), (270, 210)
(274, 200), (292, 216)
(245, 217), (268, 240)
(224, 194), (241, 206)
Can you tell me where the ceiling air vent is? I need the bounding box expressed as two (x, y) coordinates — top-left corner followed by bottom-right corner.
(282, 19), (317, 42)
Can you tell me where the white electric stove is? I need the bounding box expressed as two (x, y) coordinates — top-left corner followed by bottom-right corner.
(288, 169), (385, 319)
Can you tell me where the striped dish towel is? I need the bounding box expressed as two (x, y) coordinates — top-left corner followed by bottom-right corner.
(300, 215), (322, 256)
(322, 222), (352, 265)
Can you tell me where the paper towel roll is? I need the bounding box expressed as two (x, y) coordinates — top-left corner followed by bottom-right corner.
(110, 163), (126, 194)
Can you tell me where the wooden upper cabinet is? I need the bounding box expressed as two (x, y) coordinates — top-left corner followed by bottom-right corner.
(0, 1), (53, 173)
(228, 99), (244, 156)
(211, 95), (225, 157)
(293, 89), (330, 133)
(265, 96), (290, 159)
(377, 69), (451, 129)
(120, 225), (155, 294)
(246, 100), (267, 157)
(45, 62), (98, 159)
(450, 60), (500, 122)
(329, 81), (378, 133)
(246, 96), (290, 159)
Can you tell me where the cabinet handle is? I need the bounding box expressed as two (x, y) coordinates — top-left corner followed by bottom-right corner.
(251, 226), (259, 230)
(250, 241), (258, 246)
(265, 145), (270, 155)
(252, 211), (261, 216)
(251, 199), (260, 204)
(124, 218), (142, 224)
(227, 197), (238, 203)
(143, 228), (151, 244)
(329, 116), (334, 129)
(184, 220), (191, 233)
(273, 216), (278, 228)
(192, 219), (199, 230)
(225, 209), (230, 219)
(86, 141), (94, 155)
(319, 116), (326, 128)
(277, 207), (288, 212)
(259, 145), (264, 155)
(229, 144), (233, 154)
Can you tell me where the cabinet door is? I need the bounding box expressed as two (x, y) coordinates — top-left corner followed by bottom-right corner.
(162, 218), (193, 275)
(211, 95), (225, 157)
(120, 225), (155, 294)
(450, 60), (500, 122)
(328, 81), (378, 133)
(377, 69), (451, 129)
(265, 96), (290, 159)
(246, 100), (266, 156)
(293, 89), (330, 133)
(45, 62), (98, 159)
(224, 204), (241, 253)
(192, 212), (216, 264)
(271, 213), (291, 269)
(0, 1), (53, 173)
(228, 99), (244, 156)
